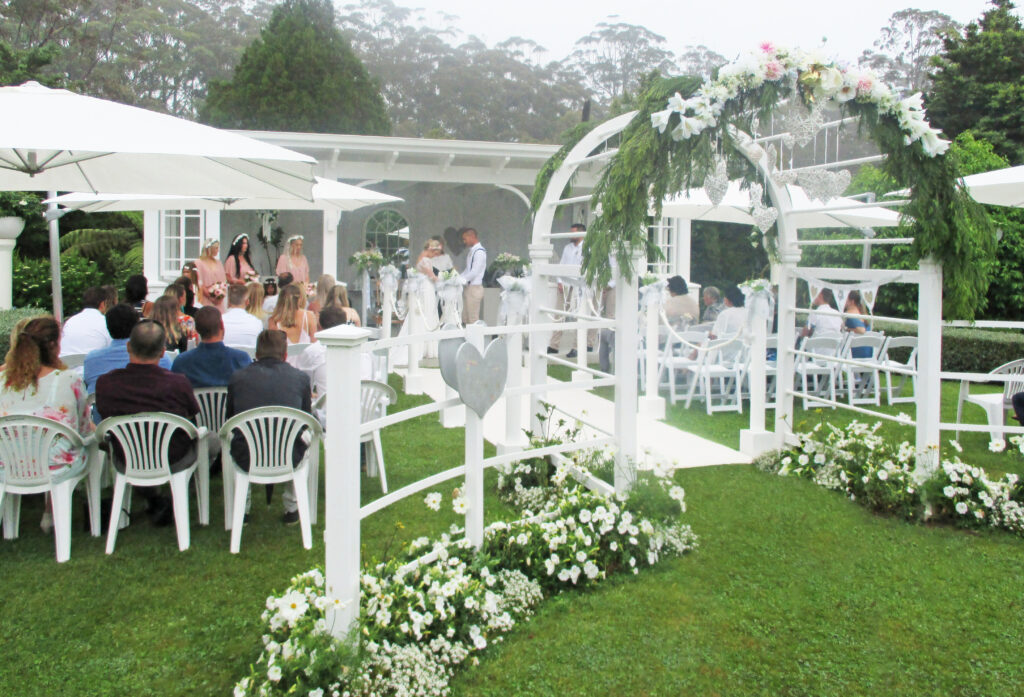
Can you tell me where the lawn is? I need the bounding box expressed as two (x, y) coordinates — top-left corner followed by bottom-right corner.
(3, 374), (1023, 696)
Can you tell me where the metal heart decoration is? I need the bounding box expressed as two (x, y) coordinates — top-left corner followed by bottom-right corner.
(454, 337), (508, 417)
(766, 144), (778, 172)
(798, 168), (851, 203)
(772, 170), (799, 186)
(752, 205), (779, 233)
(437, 325), (464, 391)
(748, 182), (764, 208)
(786, 102), (825, 147)
(703, 158), (729, 206)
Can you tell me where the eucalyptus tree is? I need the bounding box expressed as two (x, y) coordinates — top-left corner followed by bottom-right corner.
(858, 8), (960, 94)
(566, 21), (678, 104)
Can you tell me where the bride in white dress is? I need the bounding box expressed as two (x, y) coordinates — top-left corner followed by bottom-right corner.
(392, 241), (441, 366)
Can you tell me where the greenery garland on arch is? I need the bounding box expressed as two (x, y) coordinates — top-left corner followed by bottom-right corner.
(576, 44), (994, 319)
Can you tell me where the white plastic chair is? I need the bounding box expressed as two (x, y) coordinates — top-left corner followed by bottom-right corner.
(956, 358), (1024, 441)
(286, 342), (311, 359)
(795, 336), (842, 409)
(194, 386), (230, 529)
(219, 406), (322, 553)
(838, 333), (888, 406)
(164, 349), (178, 361)
(98, 412), (207, 553)
(0, 415), (104, 562)
(879, 336), (918, 405)
(227, 345), (257, 359)
(361, 380), (398, 493)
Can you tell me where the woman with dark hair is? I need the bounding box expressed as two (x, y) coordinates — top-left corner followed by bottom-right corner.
(664, 275), (699, 327)
(844, 290), (874, 358)
(124, 274), (153, 318)
(0, 316), (94, 470)
(323, 284), (360, 326)
(172, 274), (198, 318)
(223, 233), (258, 286)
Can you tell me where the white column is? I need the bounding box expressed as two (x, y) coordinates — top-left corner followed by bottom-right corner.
(498, 325), (525, 454)
(322, 210), (341, 279)
(528, 242), (555, 433)
(613, 252), (641, 493)
(638, 302), (665, 419)
(0, 216), (25, 310)
(317, 324), (371, 638)
(915, 257), (943, 473)
(143, 211), (163, 292)
(773, 259), (798, 448)
(464, 323), (485, 547)
(740, 297), (773, 456)
(673, 218), (691, 279)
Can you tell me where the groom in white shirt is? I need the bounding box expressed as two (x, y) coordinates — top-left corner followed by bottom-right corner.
(459, 227), (487, 324)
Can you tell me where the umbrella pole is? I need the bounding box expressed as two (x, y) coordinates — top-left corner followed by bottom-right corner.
(47, 192), (63, 323)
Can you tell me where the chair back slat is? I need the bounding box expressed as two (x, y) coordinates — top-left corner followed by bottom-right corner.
(0, 416), (82, 486)
(221, 407), (322, 477)
(194, 387), (229, 435)
(360, 380), (397, 425)
(996, 359), (1024, 404)
(97, 413), (197, 479)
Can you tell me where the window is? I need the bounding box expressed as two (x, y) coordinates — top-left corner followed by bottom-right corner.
(647, 217), (677, 275)
(364, 209), (409, 267)
(161, 210), (204, 279)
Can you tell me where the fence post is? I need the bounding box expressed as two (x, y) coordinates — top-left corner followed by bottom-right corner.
(464, 323), (486, 547)
(740, 290), (773, 456)
(316, 324), (371, 638)
(915, 257), (943, 473)
(638, 297), (665, 419)
(499, 325), (525, 453)
(773, 259), (798, 448)
(404, 296), (428, 395)
(613, 251), (641, 493)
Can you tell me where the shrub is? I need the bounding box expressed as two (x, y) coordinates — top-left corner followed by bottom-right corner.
(872, 322), (1024, 373)
(0, 307), (46, 360)
(13, 253), (105, 317)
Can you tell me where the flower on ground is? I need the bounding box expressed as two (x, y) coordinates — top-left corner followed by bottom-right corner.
(955, 501), (969, 515)
(424, 492), (442, 511)
(989, 439), (1006, 453)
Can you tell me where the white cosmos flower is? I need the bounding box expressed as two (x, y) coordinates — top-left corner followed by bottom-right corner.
(424, 492), (442, 511)
(267, 665), (282, 682)
(896, 412), (913, 425)
(949, 440), (963, 453)
(453, 496), (468, 514)
(989, 439), (1006, 453)
(309, 689), (324, 697)
(877, 469), (888, 481)
(955, 501), (969, 515)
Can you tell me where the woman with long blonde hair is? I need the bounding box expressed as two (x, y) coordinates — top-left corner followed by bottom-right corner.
(269, 283), (317, 348)
(151, 295), (188, 353)
(324, 284), (361, 326)
(194, 237), (227, 310)
(308, 273), (335, 315)
(275, 234), (310, 284)
(245, 281), (267, 324)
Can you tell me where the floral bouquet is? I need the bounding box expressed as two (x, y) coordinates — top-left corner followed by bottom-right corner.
(244, 271), (261, 284)
(349, 249), (385, 273)
(207, 281), (228, 301)
(490, 252), (525, 277)
(305, 282), (317, 298)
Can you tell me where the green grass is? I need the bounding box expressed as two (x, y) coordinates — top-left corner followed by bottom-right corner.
(4, 375), (1024, 696)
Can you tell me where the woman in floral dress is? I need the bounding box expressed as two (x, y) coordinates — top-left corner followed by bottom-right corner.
(0, 316), (94, 528)
(194, 237), (227, 311)
(275, 235), (310, 284)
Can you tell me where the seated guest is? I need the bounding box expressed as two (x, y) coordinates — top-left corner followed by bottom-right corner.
(124, 275), (153, 318)
(163, 283), (198, 343)
(709, 286), (747, 340)
(0, 316), (94, 482)
(94, 322), (200, 524)
(701, 286), (725, 323)
(83, 304), (172, 419)
(296, 306), (373, 398)
(843, 291), (873, 358)
(664, 276), (699, 327)
(246, 281), (268, 324)
(60, 286), (112, 356)
(263, 272), (292, 314)
(801, 288), (842, 338)
(323, 284), (361, 326)
(222, 284), (263, 348)
(307, 274), (335, 315)
(226, 329), (312, 524)
(151, 295), (189, 353)
(171, 306), (252, 388)
(174, 271), (199, 318)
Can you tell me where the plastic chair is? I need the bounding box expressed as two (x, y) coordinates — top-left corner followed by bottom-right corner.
(838, 333), (888, 406)
(286, 342), (311, 359)
(219, 406), (322, 553)
(361, 380), (398, 493)
(879, 336), (918, 405)
(0, 415), (104, 562)
(59, 353), (88, 370)
(795, 336), (842, 409)
(227, 345), (257, 359)
(194, 386), (229, 528)
(956, 358), (1024, 441)
(98, 412), (208, 553)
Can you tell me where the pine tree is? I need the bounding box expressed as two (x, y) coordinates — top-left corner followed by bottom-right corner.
(201, 0), (390, 135)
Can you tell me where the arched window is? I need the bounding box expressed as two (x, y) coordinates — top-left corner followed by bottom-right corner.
(364, 209), (409, 267)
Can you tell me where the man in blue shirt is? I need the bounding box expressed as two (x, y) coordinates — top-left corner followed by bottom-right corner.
(84, 303), (172, 422)
(171, 306), (252, 388)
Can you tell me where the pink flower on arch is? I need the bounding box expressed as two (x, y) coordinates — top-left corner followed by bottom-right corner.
(764, 61), (783, 80)
(760, 41), (776, 54)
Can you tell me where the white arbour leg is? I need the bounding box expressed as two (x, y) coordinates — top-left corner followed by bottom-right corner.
(915, 257), (943, 474)
(613, 253), (640, 493)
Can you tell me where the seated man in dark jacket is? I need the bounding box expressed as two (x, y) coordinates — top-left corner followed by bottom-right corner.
(95, 321), (200, 524)
(226, 329), (313, 524)
(171, 306), (251, 388)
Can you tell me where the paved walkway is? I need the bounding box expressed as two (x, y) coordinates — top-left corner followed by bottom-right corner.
(396, 365), (750, 470)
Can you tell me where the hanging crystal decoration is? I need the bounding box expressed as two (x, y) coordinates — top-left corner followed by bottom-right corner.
(703, 158), (729, 206)
(752, 205), (779, 233)
(748, 182), (764, 207)
(797, 168), (852, 203)
(772, 170), (799, 186)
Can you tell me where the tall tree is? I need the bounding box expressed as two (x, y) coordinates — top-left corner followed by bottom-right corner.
(202, 0), (390, 134)
(858, 8), (960, 93)
(927, 0), (1024, 164)
(676, 45), (727, 81)
(566, 22), (677, 103)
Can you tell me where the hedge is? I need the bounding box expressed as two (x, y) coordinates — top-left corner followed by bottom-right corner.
(873, 321), (1024, 374)
(0, 307), (47, 361)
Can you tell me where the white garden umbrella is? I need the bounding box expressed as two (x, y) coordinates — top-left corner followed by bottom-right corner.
(659, 180), (755, 224)
(0, 81), (317, 320)
(0, 81), (316, 199)
(45, 178), (401, 213)
(962, 165), (1024, 208)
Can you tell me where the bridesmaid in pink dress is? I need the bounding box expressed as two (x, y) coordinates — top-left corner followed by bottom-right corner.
(224, 233), (258, 286)
(275, 234), (310, 284)
(194, 237), (227, 311)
